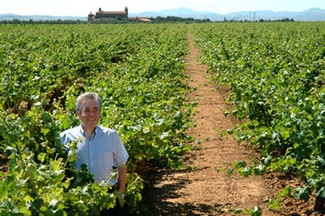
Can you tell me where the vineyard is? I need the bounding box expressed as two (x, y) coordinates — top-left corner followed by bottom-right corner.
(0, 24), (193, 215)
(191, 22), (325, 211)
(0, 22), (324, 215)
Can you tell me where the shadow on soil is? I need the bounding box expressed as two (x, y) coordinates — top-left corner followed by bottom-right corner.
(138, 163), (221, 216)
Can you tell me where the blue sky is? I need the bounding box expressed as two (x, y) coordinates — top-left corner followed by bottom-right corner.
(1, 0), (325, 16)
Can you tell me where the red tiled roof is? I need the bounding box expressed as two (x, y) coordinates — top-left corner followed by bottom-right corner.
(97, 11), (126, 15)
(127, 17), (152, 22)
(139, 18), (151, 22)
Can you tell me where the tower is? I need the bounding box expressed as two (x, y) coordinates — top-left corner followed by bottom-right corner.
(124, 6), (128, 18)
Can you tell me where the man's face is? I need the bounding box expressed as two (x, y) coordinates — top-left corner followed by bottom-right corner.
(77, 99), (100, 129)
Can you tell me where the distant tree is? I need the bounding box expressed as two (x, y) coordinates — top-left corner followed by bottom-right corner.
(12, 19), (21, 24)
(151, 16), (210, 23)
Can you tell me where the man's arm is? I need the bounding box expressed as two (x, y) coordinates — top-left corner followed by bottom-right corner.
(117, 165), (127, 192)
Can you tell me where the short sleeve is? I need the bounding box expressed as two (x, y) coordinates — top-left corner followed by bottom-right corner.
(59, 131), (74, 153)
(59, 132), (66, 144)
(111, 131), (129, 167)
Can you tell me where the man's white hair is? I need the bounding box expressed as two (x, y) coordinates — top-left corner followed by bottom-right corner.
(76, 92), (102, 113)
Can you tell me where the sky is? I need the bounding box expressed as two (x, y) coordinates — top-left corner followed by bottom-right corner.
(1, 0), (325, 16)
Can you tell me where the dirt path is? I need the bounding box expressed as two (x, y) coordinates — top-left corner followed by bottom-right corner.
(141, 31), (289, 215)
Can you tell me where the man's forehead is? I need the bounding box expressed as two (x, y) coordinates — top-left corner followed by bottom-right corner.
(81, 99), (99, 108)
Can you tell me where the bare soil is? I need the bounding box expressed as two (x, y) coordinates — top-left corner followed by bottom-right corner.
(141, 31), (323, 216)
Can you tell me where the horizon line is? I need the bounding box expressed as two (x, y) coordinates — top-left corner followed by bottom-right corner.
(0, 7), (324, 17)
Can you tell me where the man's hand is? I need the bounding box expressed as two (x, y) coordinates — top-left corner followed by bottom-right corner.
(114, 190), (125, 207)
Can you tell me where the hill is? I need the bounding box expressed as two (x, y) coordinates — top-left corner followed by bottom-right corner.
(130, 7), (325, 21)
(1, 7), (325, 22)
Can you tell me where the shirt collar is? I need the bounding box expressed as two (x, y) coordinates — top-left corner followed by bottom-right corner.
(79, 125), (98, 140)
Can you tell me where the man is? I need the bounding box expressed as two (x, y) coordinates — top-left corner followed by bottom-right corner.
(60, 92), (128, 193)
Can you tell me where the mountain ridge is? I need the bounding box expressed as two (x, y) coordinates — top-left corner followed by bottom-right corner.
(132, 7), (325, 21)
(1, 7), (325, 21)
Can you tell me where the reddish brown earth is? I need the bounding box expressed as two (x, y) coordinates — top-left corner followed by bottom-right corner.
(141, 31), (323, 216)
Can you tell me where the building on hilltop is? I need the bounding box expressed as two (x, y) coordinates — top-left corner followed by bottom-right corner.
(88, 7), (151, 22)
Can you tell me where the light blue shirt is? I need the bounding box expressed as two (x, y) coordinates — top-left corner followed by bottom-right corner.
(60, 125), (128, 184)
